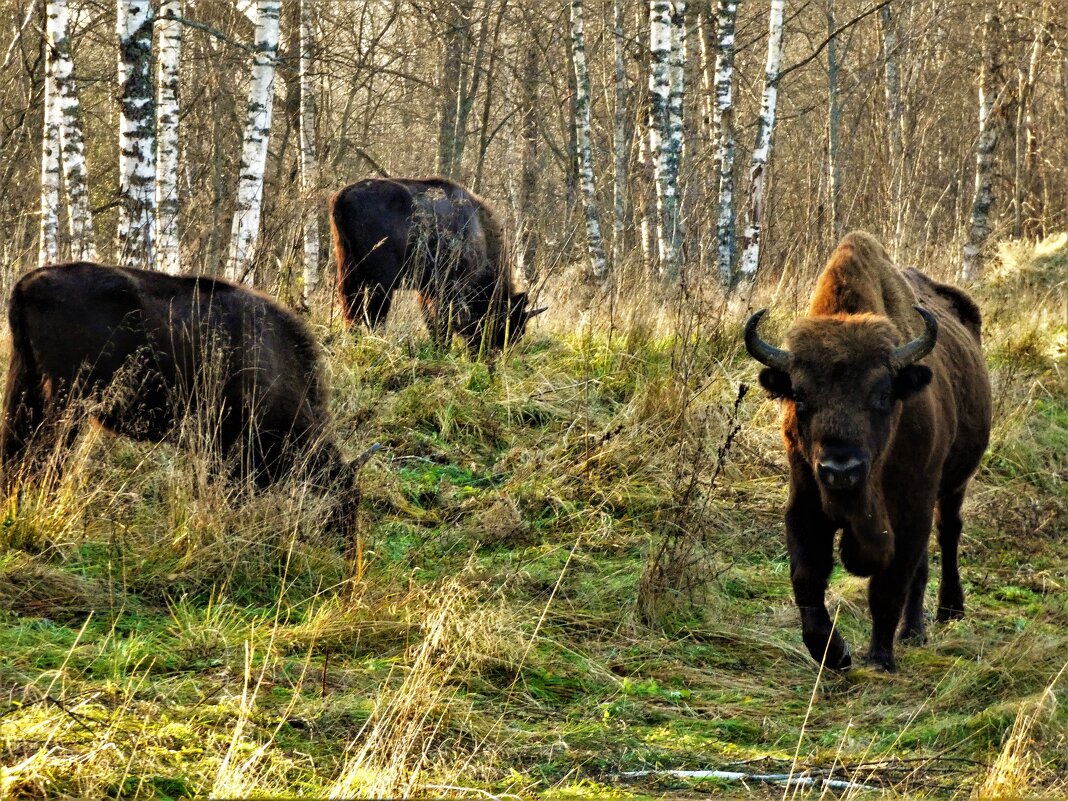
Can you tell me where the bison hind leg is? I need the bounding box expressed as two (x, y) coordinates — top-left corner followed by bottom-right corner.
(361, 285), (394, 329)
(899, 549), (929, 644)
(935, 489), (967, 622)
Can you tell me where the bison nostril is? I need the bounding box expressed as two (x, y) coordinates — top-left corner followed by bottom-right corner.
(817, 457), (867, 489)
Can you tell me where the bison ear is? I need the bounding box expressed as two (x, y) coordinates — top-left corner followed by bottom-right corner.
(892, 364), (932, 400)
(758, 367), (792, 400)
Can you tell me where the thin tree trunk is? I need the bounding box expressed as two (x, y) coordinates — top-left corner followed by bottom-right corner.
(570, 0), (607, 280)
(156, 0), (181, 274)
(961, 6), (1004, 282)
(612, 0), (627, 271)
(648, 0), (669, 277)
(299, 0), (319, 307)
(879, 2), (905, 254)
(713, 0), (738, 285)
(698, 1), (717, 150)
(826, 0), (842, 241)
(453, 0), (496, 178)
(117, 0), (155, 267)
(226, 0), (281, 285)
(437, 0), (473, 178)
(517, 40), (538, 279)
(48, 0), (95, 261)
(662, 0), (685, 281)
(1013, 13), (1045, 238)
(473, 0), (508, 192)
(649, 0), (684, 281)
(39, 17), (60, 267)
(737, 0), (784, 285)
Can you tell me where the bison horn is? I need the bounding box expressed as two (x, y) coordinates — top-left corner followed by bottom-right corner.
(526, 306), (548, 318)
(744, 309), (791, 372)
(892, 306), (938, 368)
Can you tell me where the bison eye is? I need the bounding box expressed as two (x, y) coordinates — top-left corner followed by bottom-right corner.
(871, 391), (892, 412)
(792, 393), (811, 415)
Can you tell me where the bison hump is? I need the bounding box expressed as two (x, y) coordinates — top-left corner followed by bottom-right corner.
(903, 268), (982, 340)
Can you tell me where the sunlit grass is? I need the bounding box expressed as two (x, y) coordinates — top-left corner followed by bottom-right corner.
(0, 237), (1065, 797)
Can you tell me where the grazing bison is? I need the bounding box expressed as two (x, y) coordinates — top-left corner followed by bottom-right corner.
(331, 177), (544, 349)
(744, 232), (991, 672)
(1, 262), (360, 540)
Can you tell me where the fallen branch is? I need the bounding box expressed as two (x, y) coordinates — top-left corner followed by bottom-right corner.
(617, 768), (876, 792)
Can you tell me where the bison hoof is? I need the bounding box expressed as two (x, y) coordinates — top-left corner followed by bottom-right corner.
(936, 605), (964, 623)
(804, 633), (852, 671)
(864, 650), (898, 673)
(899, 626), (927, 645)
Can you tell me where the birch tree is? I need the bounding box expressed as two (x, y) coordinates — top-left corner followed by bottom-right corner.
(570, 0), (607, 280)
(117, 0), (156, 266)
(961, 6), (1004, 283)
(156, 0), (182, 275)
(737, 0), (784, 285)
(665, 0), (685, 278)
(39, 32), (60, 267)
(226, 0), (282, 285)
(712, 0), (738, 285)
(649, 0), (685, 281)
(611, 0), (627, 271)
(299, 0), (320, 306)
(47, 0), (95, 261)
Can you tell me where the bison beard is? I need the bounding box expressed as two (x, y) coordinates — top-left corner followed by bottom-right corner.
(330, 177), (543, 349)
(0, 262), (361, 546)
(745, 232), (992, 672)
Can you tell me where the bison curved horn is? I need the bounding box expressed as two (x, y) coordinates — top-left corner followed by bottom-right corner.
(892, 306), (938, 368)
(526, 306), (549, 318)
(744, 309), (791, 372)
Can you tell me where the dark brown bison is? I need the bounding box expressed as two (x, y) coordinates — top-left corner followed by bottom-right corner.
(744, 232), (992, 672)
(331, 177), (544, 349)
(1, 262), (361, 540)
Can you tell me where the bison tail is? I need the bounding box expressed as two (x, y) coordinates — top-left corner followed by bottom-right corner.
(329, 190), (354, 285)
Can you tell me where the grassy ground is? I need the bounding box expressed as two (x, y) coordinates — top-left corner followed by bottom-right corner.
(0, 238), (1065, 799)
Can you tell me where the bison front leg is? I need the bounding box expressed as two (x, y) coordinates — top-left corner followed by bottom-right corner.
(786, 490), (852, 671)
(865, 511), (934, 672)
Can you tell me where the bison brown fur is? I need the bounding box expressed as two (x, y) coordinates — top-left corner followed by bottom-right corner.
(745, 232), (992, 672)
(1, 262), (360, 542)
(330, 177), (543, 349)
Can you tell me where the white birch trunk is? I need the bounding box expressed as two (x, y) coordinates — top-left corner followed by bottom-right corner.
(737, 0), (784, 284)
(612, 0), (627, 271)
(712, 0), (738, 286)
(570, 0), (608, 280)
(299, 0), (320, 306)
(47, 0), (95, 261)
(648, 0), (679, 280)
(961, 8), (1003, 283)
(226, 0), (281, 285)
(39, 28), (61, 267)
(661, 0), (685, 281)
(117, 0), (156, 267)
(156, 0), (182, 275)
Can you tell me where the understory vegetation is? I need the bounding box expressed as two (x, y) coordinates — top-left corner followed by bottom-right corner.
(0, 237), (1065, 799)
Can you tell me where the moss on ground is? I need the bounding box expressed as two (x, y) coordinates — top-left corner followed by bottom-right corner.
(1, 246), (1066, 798)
